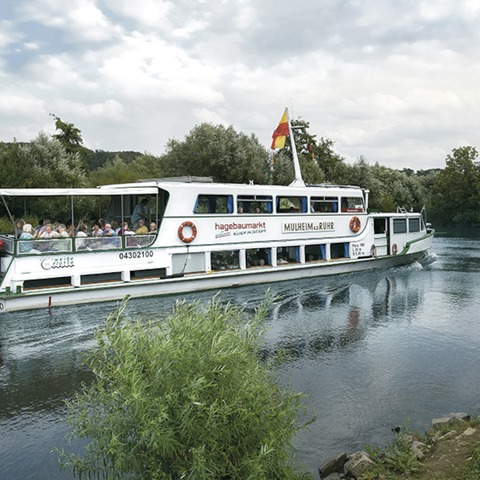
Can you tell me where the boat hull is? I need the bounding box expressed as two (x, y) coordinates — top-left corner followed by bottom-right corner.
(0, 249), (430, 313)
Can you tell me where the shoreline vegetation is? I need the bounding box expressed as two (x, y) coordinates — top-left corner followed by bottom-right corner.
(58, 296), (311, 480)
(56, 296), (480, 480)
(319, 413), (480, 479)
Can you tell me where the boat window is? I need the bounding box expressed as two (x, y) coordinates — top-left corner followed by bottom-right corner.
(340, 196), (364, 213)
(237, 195), (273, 214)
(276, 196), (307, 213)
(331, 242), (349, 258)
(276, 246), (300, 264)
(408, 218), (420, 232)
(305, 244), (326, 261)
(393, 218), (407, 233)
(374, 218), (387, 234)
(246, 248), (271, 267)
(310, 196), (338, 213)
(194, 195), (233, 214)
(211, 250), (239, 271)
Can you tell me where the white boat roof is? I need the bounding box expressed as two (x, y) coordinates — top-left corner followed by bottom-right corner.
(107, 179), (365, 194)
(0, 178), (365, 197)
(0, 186), (159, 197)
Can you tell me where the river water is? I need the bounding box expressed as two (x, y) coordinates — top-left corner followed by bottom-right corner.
(1, 230), (480, 479)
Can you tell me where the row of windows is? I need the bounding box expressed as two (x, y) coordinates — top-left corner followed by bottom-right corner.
(393, 218), (421, 234)
(193, 194), (365, 215)
(209, 243), (350, 271)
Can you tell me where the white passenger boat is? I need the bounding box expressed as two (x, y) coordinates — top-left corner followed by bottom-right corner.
(0, 113), (434, 313)
(0, 176), (434, 312)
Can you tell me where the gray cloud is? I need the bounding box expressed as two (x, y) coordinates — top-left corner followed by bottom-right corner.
(1, 0), (480, 170)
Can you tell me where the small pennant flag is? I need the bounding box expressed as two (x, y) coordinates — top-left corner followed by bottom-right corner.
(271, 110), (289, 149)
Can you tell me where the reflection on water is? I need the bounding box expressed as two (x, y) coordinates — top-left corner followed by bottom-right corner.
(2, 234), (480, 478)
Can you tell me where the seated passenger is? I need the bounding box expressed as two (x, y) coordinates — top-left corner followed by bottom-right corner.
(118, 222), (134, 235)
(75, 224), (88, 250)
(103, 224), (117, 236)
(91, 222), (104, 236)
(34, 218), (50, 238)
(55, 224), (71, 251)
(149, 222), (157, 233)
(135, 219), (148, 235)
(19, 224), (34, 253)
(41, 224), (60, 239)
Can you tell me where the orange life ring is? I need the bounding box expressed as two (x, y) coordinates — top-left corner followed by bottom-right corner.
(392, 243), (398, 255)
(349, 216), (361, 233)
(178, 221), (197, 243)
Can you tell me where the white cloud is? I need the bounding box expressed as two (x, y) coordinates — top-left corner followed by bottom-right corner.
(1, 0), (480, 169)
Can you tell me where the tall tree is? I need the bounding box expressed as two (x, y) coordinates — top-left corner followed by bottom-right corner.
(160, 124), (271, 184)
(272, 118), (344, 185)
(431, 146), (480, 225)
(50, 114), (85, 154)
(21, 132), (87, 188)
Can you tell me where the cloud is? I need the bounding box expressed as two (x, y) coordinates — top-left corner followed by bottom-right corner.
(1, 0), (480, 170)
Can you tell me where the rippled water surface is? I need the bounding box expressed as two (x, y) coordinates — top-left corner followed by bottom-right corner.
(1, 231), (480, 479)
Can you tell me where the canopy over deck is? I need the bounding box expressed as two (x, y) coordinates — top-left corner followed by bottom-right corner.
(0, 186), (159, 197)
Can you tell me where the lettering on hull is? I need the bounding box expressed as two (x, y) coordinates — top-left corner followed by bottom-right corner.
(282, 222), (335, 233)
(215, 221), (267, 239)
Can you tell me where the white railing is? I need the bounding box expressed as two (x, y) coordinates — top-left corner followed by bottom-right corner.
(0, 236), (15, 254)
(9, 233), (157, 255)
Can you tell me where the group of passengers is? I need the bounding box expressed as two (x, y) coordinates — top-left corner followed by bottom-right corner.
(16, 218), (157, 239)
(15, 217), (157, 253)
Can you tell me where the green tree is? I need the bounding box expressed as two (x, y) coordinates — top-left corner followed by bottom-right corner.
(21, 132), (86, 188)
(272, 118), (342, 185)
(50, 114), (86, 154)
(0, 140), (30, 188)
(160, 124), (271, 184)
(431, 146), (480, 225)
(59, 297), (309, 480)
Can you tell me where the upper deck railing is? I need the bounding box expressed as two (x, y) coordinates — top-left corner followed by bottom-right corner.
(0, 234), (157, 255)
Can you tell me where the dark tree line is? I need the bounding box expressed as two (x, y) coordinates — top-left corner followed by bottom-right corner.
(1, 115), (479, 227)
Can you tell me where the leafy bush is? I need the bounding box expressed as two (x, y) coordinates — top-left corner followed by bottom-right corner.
(58, 296), (309, 480)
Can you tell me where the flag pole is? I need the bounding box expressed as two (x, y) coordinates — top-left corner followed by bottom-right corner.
(285, 107), (305, 187)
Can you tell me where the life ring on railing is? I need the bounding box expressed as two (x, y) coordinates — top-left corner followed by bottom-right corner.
(392, 243), (398, 255)
(370, 245), (377, 258)
(349, 216), (361, 233)
(178, 221), (197, 243)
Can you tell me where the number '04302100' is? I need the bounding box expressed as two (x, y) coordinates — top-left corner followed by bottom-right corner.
(119, 250), (154, 260)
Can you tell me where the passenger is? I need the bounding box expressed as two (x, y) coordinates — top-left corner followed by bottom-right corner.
(41, 224), (60, 239)
(111, 221), (120, 234)
(66, 220), (75, 236)
(149, 222), (157, 233)
(135, 219), (148, 235)
(103, 223), (117, 236)
(34, 218), (50, 238)
(132, 198), (148, 229)
(75, 224), (88, 250)
(15, 219), (25, 237)
(33, 219), (44, 238)
(55, 224), (71, 251)
(91, 222), (104, 236)
(40, 224), (59, 251)
(118, 222), (134, 235)
(19, 224), (34, 253)
(57, 224), (69, 237)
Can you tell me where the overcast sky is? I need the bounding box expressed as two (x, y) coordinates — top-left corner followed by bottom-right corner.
(1, 0), (480, 171)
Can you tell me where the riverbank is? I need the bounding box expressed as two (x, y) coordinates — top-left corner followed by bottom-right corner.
(319, 413), (480, 479)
